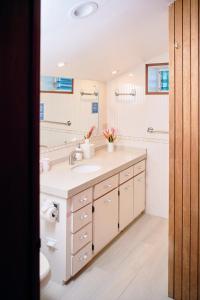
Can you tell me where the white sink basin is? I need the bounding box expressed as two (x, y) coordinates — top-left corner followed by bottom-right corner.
(71, 164), (101, 174)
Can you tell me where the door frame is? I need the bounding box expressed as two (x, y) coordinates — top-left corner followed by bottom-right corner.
(0, 1), (40, 299)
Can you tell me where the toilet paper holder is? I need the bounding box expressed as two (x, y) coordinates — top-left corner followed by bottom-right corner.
(41, 200), (60, 223)
(52, 202), (59, 222)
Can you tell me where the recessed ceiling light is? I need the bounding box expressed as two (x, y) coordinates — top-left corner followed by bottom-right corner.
(57, 62), (65, 68)
(71, 2), (98, 19)
(112, 70), (118, 75)
(129, 73), (133, 77)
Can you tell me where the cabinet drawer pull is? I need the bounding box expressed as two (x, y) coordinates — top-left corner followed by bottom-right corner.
(104, 199), (112, 204)
(124, 186), (130, 191)
(80, 213), (88, 220)
(137, 178), (143, 182)
(104, 183), (112, 189)
(80, 253), (88, 261)
(80, 197), (87, 203)
(125, 173), (130, 177)
(80, 233), (88, 240)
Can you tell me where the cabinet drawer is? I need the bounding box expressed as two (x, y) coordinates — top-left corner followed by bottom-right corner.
(71, 223), (92, 254)
(120, 166), (134, 184)
(71, 242), (92, 276)
(133, 160), (145, 176)
(71, 188), (92, 212)
(71, 204), (92, 233)
(94, 174), (118, 199)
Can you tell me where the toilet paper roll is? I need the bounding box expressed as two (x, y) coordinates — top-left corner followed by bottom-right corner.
(41, 206), (58, 223)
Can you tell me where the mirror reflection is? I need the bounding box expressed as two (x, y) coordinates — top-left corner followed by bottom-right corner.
(40, 78), (105, 148)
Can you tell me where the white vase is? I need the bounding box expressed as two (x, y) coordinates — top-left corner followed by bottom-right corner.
(107, 142), (114, 152)
(84, 138), (90, 144)
(81, 140), (95, 159)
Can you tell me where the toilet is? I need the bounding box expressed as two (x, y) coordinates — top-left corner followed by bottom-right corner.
(40, 252), (51, 288)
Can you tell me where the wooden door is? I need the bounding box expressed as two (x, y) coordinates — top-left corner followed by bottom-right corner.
(133, 172), (146, 219)
(0, 0), (40, 299)
(93, 189), (118, 253)
(169, 1), (199, 299)
(119, 179), (134, 231)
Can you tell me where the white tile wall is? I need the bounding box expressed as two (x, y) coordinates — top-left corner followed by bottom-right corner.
(107, 53), (169, 219)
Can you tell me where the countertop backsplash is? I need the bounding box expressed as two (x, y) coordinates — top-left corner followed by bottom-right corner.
(40, 135), (106, 166)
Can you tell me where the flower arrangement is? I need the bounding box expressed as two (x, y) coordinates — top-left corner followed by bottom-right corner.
(103, 128), (117, 143)
(84, 126), (95, 140)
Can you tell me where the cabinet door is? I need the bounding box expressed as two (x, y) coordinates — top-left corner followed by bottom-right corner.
(133, 172), (146, 218)
(93, 188), (118, 253)
(119, 179), (134, 231)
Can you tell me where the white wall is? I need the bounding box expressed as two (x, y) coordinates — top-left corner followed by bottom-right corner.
(40, 78), (107, 147)
(106, 53), (169, 218)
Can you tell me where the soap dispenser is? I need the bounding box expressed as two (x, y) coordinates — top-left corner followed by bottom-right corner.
(75, 143), (83, 161)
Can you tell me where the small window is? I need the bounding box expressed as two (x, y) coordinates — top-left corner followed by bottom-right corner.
(40, 76), (74, 94)
(40, 103), (45, 120)
(145, 63), (169, 95)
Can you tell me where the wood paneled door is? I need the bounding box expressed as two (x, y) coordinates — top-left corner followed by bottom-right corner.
(169, 0), (199, 299)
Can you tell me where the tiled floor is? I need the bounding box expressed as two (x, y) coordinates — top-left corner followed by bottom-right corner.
(41, 214), (170, 300)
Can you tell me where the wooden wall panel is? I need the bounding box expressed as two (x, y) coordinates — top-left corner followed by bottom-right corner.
(169, 0), (199, 299)
(190, 1), (199, 299)
(169, 4), (175, 298)
(174, 1), (183, 299)
(182, 0), (191, 298)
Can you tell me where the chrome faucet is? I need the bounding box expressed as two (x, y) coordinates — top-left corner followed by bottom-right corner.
(69, 147), (83, 165)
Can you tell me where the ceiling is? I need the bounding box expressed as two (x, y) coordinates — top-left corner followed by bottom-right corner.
(41, 0), (169, 82)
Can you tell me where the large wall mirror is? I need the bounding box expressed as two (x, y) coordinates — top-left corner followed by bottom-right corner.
(40, 78), (105, 148)
(40, 0), (107, 150)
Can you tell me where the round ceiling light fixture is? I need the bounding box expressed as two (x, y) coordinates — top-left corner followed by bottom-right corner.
(57, 62), (65, 68)
(71, 2), (98, 19)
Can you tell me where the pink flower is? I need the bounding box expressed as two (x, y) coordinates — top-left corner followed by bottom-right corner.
(103, 128), (117, 143)
(84, 126), (95, 139)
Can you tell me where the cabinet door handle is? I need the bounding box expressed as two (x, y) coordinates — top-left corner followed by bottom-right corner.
(104, 199), (112, 204)
(137, 178), (143, 182)
(80, 233), (88, 240)
(79, 253), (88, 261)
(80, 197), (87, 203)
(80, 213), (88, 220)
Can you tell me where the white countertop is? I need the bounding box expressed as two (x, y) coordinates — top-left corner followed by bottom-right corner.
(40, 147), (147, 199)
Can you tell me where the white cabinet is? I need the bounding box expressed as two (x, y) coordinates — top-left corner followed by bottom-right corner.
(71, 187), (93, 212)
(71, 203), (92, 233)
(119, 166), (134, 184)
(71, 223), (92, 254)
(94, 174), (118, 199)
(71, 242), (92, 276)
(119, 179), (134, 231)
(133, 160), (145, 176)
(41, 158), (146, 283)
(133, 172), (146, 218)
(93, 188), (119, 253)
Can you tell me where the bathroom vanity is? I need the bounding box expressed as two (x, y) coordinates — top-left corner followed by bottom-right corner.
(40, 147), (147, 283)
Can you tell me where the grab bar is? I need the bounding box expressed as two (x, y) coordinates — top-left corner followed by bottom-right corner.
(147, 127), (169, 134)
(115, 89), (136, 97)
(80, 91), (99, 97)
(41, 120), (71, 126)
